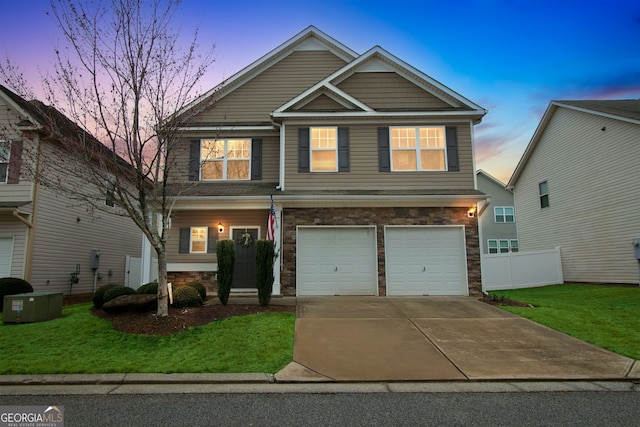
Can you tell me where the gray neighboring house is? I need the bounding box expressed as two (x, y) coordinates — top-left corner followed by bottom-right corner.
(0, 85), (143, 294)
(508, 100), (640, 284)
(476, 170), (518, 254)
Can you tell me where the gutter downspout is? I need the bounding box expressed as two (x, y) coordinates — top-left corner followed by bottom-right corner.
(272, 120), (285, 191)
(23, 136), (44, 283)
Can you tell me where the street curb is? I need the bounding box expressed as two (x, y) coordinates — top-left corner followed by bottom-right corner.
(0, 373), (275, 386)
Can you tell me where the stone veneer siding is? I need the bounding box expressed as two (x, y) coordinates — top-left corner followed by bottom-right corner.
(281, 207), (481, 297)
(168, 271), (217, 294)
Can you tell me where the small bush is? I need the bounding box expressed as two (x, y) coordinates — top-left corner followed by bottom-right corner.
(256, 240), (275, 307)
(184, 281), (206, 300)
(137, 281), (158, 295)
(92, 284), (121, 308)
(0, 278), (33, 312)
(102, 286), (137, 305)
(216, 240), (235, 306)
(172, 285), (202, 308)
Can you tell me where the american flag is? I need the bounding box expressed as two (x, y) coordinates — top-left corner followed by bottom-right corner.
(267, 197), (276, 241)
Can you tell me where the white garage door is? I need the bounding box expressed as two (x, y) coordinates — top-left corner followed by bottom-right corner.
(297, 227), (377, 296)
(385, 226), (467, 296)
(0, 238), (13, 277)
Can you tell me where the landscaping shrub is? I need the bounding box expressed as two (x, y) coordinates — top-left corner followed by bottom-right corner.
(256, 240), (275, 306)
(137, 281), (158, 295)
(102, 286), (137, 305)
(0, 278), (33, 312)
(184, 281), (206, 300)
(92, 284), (121, 308)
(216, 240), (235, 306)
(172, 285), (202, 308)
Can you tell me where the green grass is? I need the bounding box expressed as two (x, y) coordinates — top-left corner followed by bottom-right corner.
(0, 303), (295, 374)
(491, 284), (640, 359)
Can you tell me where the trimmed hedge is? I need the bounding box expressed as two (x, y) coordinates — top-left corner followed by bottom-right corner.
(184, 281), (206, 300)
(172, 285), (202, 308)
(92, 284), (121, 308)
(216, 240), (235, 306)
(137, 281), (158, 295)
(256, 240), (275, 306)
(102, 286), (137, 305)
(0, 278), (33, 312)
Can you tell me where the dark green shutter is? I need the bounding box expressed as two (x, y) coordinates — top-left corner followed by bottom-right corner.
(207, 227), (217, 253)
(179, 228), (190, 253)
(298, 128), (310, 173)
(188, 140), (200, 181)
(338, 127), (349, 172)
(251, 139), (262, 180)
(445, 127), (459, 172)
(377, 127), (390, 172)
(7, 140), (22, 184)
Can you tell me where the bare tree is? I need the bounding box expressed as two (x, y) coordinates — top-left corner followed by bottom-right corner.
(2, 0), (214, 316)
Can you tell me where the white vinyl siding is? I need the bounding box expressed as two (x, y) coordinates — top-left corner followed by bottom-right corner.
(513, 106), (640, 284)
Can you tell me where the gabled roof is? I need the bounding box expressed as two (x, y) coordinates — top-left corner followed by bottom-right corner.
(508, 99), (640, 188)
(476, 169), (510, 191)
(272, 45), (486, 122)
(175, 26), (358, 122)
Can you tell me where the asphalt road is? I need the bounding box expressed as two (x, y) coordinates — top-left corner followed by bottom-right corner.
(1, 390), (639, 426)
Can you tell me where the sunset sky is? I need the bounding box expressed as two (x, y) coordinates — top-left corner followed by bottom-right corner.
(2, 0), (639, 183)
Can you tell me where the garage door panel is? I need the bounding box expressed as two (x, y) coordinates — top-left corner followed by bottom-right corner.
(385, 227), (467, 296)
(298, 228), (377, 296)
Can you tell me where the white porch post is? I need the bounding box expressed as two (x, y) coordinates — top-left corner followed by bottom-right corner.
(272, 204), (283, 295)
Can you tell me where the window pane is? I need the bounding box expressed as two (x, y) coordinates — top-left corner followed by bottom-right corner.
(0, 142), (10, 162)
(227, 160), (249, 179)
(311, 151), (337, 171)
(420, 150), (445, 170)
(392, 150), (416, 170)
(201, 161), (223, 180)
(201, 140), (224, 160)
(499, 240), (509, 253)
(540, 194), (550, 208)
(419, 127), (444, 148)
(505, 215), (514, 222)
(311, 128), (336, 149)
(391, 128), (416, 148)
(191, 241), (205, 253)
(0, 164), (7, 182)
(539, 181), (548, 194)
(511, 240), (519, 252)
(227, 140), (250, 159)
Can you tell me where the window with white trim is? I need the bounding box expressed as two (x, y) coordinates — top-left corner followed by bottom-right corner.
(190, 227), (208, 253)
(488, 239), (519, 254)
(494, 206), (515, 223)
(201, 139), (250, 180)
(539, 181), (549, 208)
(0, 141), (10, 183)
(390, 127), (446, 171)
(310, 127), (337, 171)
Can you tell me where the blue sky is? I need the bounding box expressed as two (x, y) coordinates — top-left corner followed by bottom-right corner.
(2, 0), (639, 182)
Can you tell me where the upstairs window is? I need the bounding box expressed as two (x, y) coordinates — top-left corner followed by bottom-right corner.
(488, 239), (519, 254)
(201, 139), (250, 180)
(494, 207), (515, 223)
(0, 141), (10, 183)
(190, 227), (208, 253)
(310, 127), (337, 172)
(390, 127), (446, 171)
(539, 181), (549, 208)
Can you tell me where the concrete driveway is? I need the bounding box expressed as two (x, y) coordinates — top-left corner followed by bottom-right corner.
(275, 296), (639, 382)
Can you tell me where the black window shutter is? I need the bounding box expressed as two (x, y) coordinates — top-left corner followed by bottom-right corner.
(377, 127), (390, 172)
(251, 139), (262, 180)
(7, 140), (23, 184)
(337, 127), (350, 172)
(298, 128), (310, 173)
(179, 228), (190, 254)
(188, 140), (200, 181)
(445, 127), (459, 172)
(207, 227), (217, 253)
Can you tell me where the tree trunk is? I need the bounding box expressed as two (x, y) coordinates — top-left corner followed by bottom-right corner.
(156, 249), (169, 317)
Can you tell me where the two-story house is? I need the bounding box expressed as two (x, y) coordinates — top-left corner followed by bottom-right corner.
(476, 170), (518, 254)
(0, 85), (143, 294)
(167, 26), (488, 297)
(508, 100), (640, 284)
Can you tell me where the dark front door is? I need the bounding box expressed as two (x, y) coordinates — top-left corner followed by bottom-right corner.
(232, 228), (259, 289)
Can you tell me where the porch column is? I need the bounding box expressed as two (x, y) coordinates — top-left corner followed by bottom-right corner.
(272, 204), (283, 295)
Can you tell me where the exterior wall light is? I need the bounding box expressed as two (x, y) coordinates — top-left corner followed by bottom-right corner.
(218, 223), (224, 233)
(467, 207), (476, 218)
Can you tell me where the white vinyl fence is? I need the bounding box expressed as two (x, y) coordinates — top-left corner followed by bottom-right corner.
(481, 247), (563, 292)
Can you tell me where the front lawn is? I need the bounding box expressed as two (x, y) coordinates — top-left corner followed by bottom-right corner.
(490, 284), (640, 360)
(0, 303), (295, 374)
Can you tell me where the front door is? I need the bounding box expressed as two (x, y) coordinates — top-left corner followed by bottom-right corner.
(232, 228), (259, 289)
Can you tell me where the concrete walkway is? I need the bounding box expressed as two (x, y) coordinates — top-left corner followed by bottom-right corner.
(276, 296), (639, 382)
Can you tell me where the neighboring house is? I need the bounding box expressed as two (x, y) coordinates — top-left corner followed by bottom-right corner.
(508, 100), (640, 284)
(0, 85), (143, 294)
(168, 26), (488, 296)
(476, 170), (518, 254)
